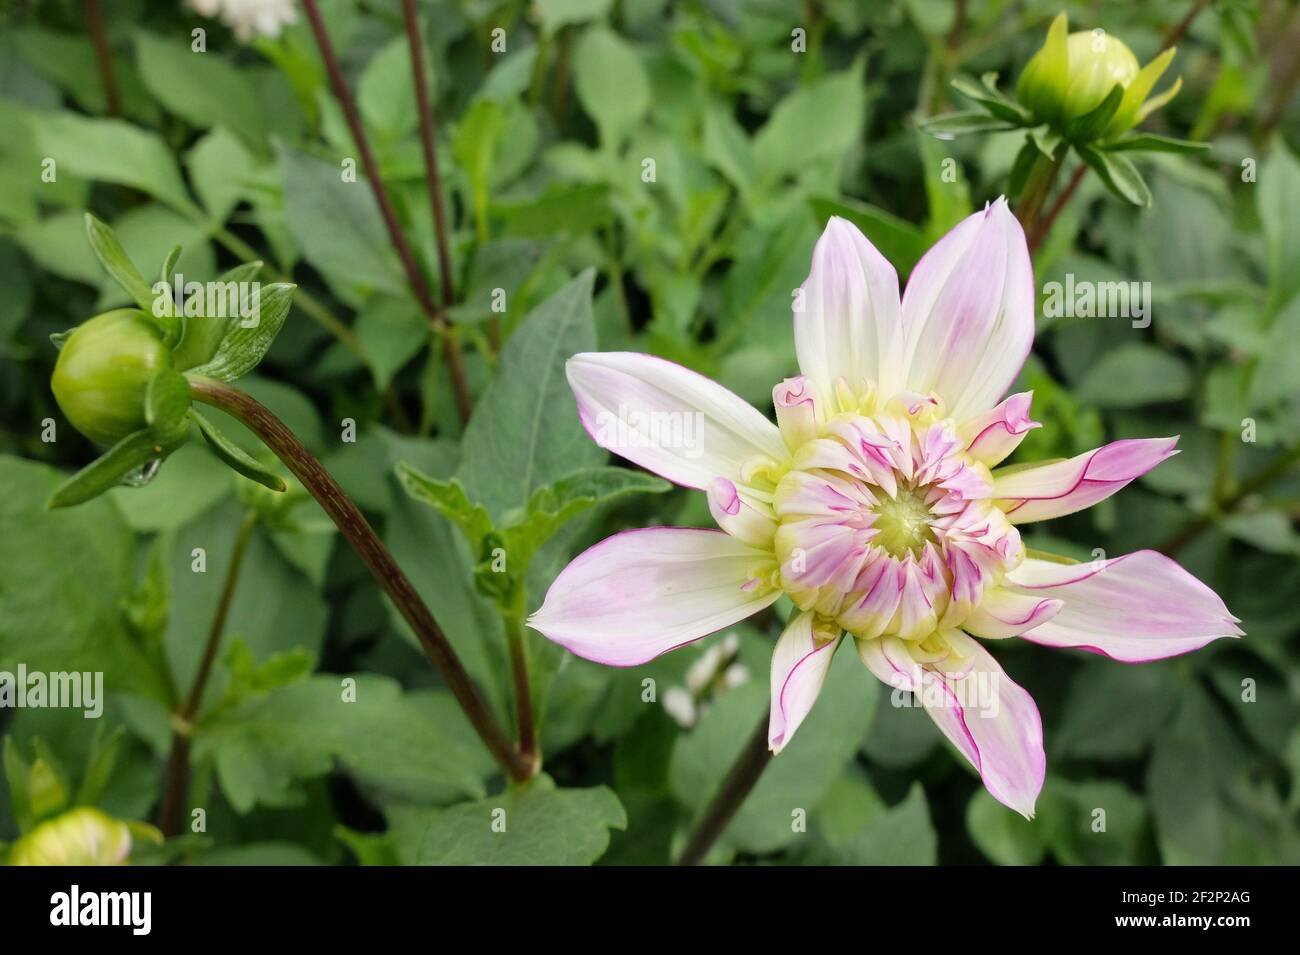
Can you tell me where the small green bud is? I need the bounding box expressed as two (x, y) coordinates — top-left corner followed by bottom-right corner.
(51, 309), (173, 446)
(1017, 13), (1181, 142)
(7, 807), (141, 866)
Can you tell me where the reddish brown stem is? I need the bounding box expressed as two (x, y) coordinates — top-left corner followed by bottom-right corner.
(189, 377), (531, 782)
(84, 0), (121, 116)
(300, 0), (473, 425)
(676, 708), (773, 866)
(1028, 163), (1088, 255)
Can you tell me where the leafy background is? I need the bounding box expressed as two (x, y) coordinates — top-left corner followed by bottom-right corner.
(0, 0), (1298, 865)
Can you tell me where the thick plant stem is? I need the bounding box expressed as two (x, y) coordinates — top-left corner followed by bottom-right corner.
(504, 614), (539, 772)
(84, 0), (121, 116)
(300, 0), (473, 425)
(676, 707), (773, 866)
(187, 377), (532, 782)
(1015, 149), (1065, 240)
(158, 511), (257, 837)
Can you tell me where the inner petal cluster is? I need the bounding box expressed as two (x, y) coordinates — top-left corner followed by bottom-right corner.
(762, 387), (1024, 644)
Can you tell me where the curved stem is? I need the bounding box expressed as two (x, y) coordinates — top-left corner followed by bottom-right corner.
(187, 376), (532, 782)
(675, 707), (773, 866)
(158, 510), (257, 837)
(300, 0), (473, 425)
(84, 0), (121, 117)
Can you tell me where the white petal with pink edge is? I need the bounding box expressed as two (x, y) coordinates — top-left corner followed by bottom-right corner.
(993, 436), (1179, 523)
(1006, 550), (1243, 662)
(897, 198), (1035, 421)
(794, 217), (903, 405)
(566, 352), (787, 491)
(857, 632), (1045, 818)
(958, 391), (1040, 467)
(527, 527), (779, 667)
(768, 612), (840, 753)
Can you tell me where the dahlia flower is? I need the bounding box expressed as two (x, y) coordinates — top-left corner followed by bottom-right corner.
(528, 199), (1241, 817)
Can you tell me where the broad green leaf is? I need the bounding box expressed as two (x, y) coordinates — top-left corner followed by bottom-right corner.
(1074, 344), (1191, 408)
(573, 26), (649, 147)
(830, 783), (937, 865)
(0, 456), (167, 701)
(415, 775), (626, 865)
(358, 33), (430, 147)
(1054, 661), (1178, 760)
(457, 270), (601, 522)
(807, 196), (928, 274)
(198, 674), (486, 813)
(966, 788), (1046, 865)
(1039, 778), (1149, 865)
(186, 127), (261, 223)
(453, 98), (506, 237)
(917, 127), (973, 239)
(755, 65), (866, 180)
(353, 294), (428, 390)
(1259, 145), (1300, 312)
(185, 282), (295, 382)
(190, 408), (287, 492)
(33, 111), (196, 213)
(535, 0), (612, 36)
(495, 183), (613, 237)
(134, 32), (264, 145)
(277, 146), (406, 301)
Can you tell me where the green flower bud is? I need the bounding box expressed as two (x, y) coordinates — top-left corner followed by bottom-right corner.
(1017, 12), (1181, 142)
(51, 309), (172, 446)
(7, 807), (138, 866)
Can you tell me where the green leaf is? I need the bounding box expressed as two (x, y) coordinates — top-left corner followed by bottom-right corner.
(831, 783), (937, 865)
(358, 33), (429, 147)
(1078, 145), (1152, 207)
(573, 26), (649, 147)
(83, 213), (156, 313)
(73, 727), (126, 807)
(47, 429), (175, 509)
(534, 0), (612, 36)
(185, 282), (295, 382)
(920, 110), (1017, 138)
(1074, 344), (1191, 408)
(452, 98), (506, 238)
(3, 738), (34, 833)
(277, 145), (406, 301)
(457, 270), (601, 522)
(500, 466), (670, 569)
(1039, 778), (1149, 865)
(1054, 661), (1178, 760)
(808, 196), (929, 274)
(395, 465), (494, 549)
(190, 408), (287, 492)
(495, 183), (613, 237)
(33, 111), (196, 213)
(950, 72), (1031, 125)
(354, 294), (428, 390)
(415, 775), (626, 865)
(1103, 133), (1211, 155)
(0, 456), (168, 701)
(755, 64), (866, 179)
(966, 788), (1046, 865)
(134, 32), (264, 145)
(1063, 83), (1124, 144)
(1260, 145), (1300, 312)
(198, 674), (487, 812)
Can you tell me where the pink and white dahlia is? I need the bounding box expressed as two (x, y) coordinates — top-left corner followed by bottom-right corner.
(528, 199), (1242, 818)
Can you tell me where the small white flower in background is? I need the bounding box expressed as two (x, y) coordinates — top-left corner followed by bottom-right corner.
(663, 633), (750, 728)
(189, 0), (298, 42)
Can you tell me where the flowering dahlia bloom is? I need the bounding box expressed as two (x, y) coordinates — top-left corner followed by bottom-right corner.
(529, 199), (1241, 817)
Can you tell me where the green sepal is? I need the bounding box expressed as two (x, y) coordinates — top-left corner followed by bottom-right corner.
(1028, 124), (1063, 159)
(46, 428), (178, 509)
(49, 330), (70, 351)
(84, 213), (156, 313)
(185, 282), (296, 382)
(919, 110), (1019, 138)
(145, 368), (193, 444)
(1063, 83), (1124, 144)
(159, 245), (182, 285)
(1102, 133), (1211, 155)
(1078, 144), (1152, 207)
(950, 73), (1032, 125)
(74, 727), (126, 808)
(189, 407), (287, 492)
(171, 261), (264, 371)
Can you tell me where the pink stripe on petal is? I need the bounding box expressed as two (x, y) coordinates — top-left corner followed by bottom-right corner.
(528, 528), (779, 666)
(963, 588), (1064, 638)
(1007, 550), (1243, 662)
(993, 436), (1179, 524)
(959, 391), (1041, 467)
(768, 612), (840, 753)
(567, 351), (786, 491)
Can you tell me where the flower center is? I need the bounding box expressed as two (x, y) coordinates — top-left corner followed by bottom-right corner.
(870, 484), (936, 558)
